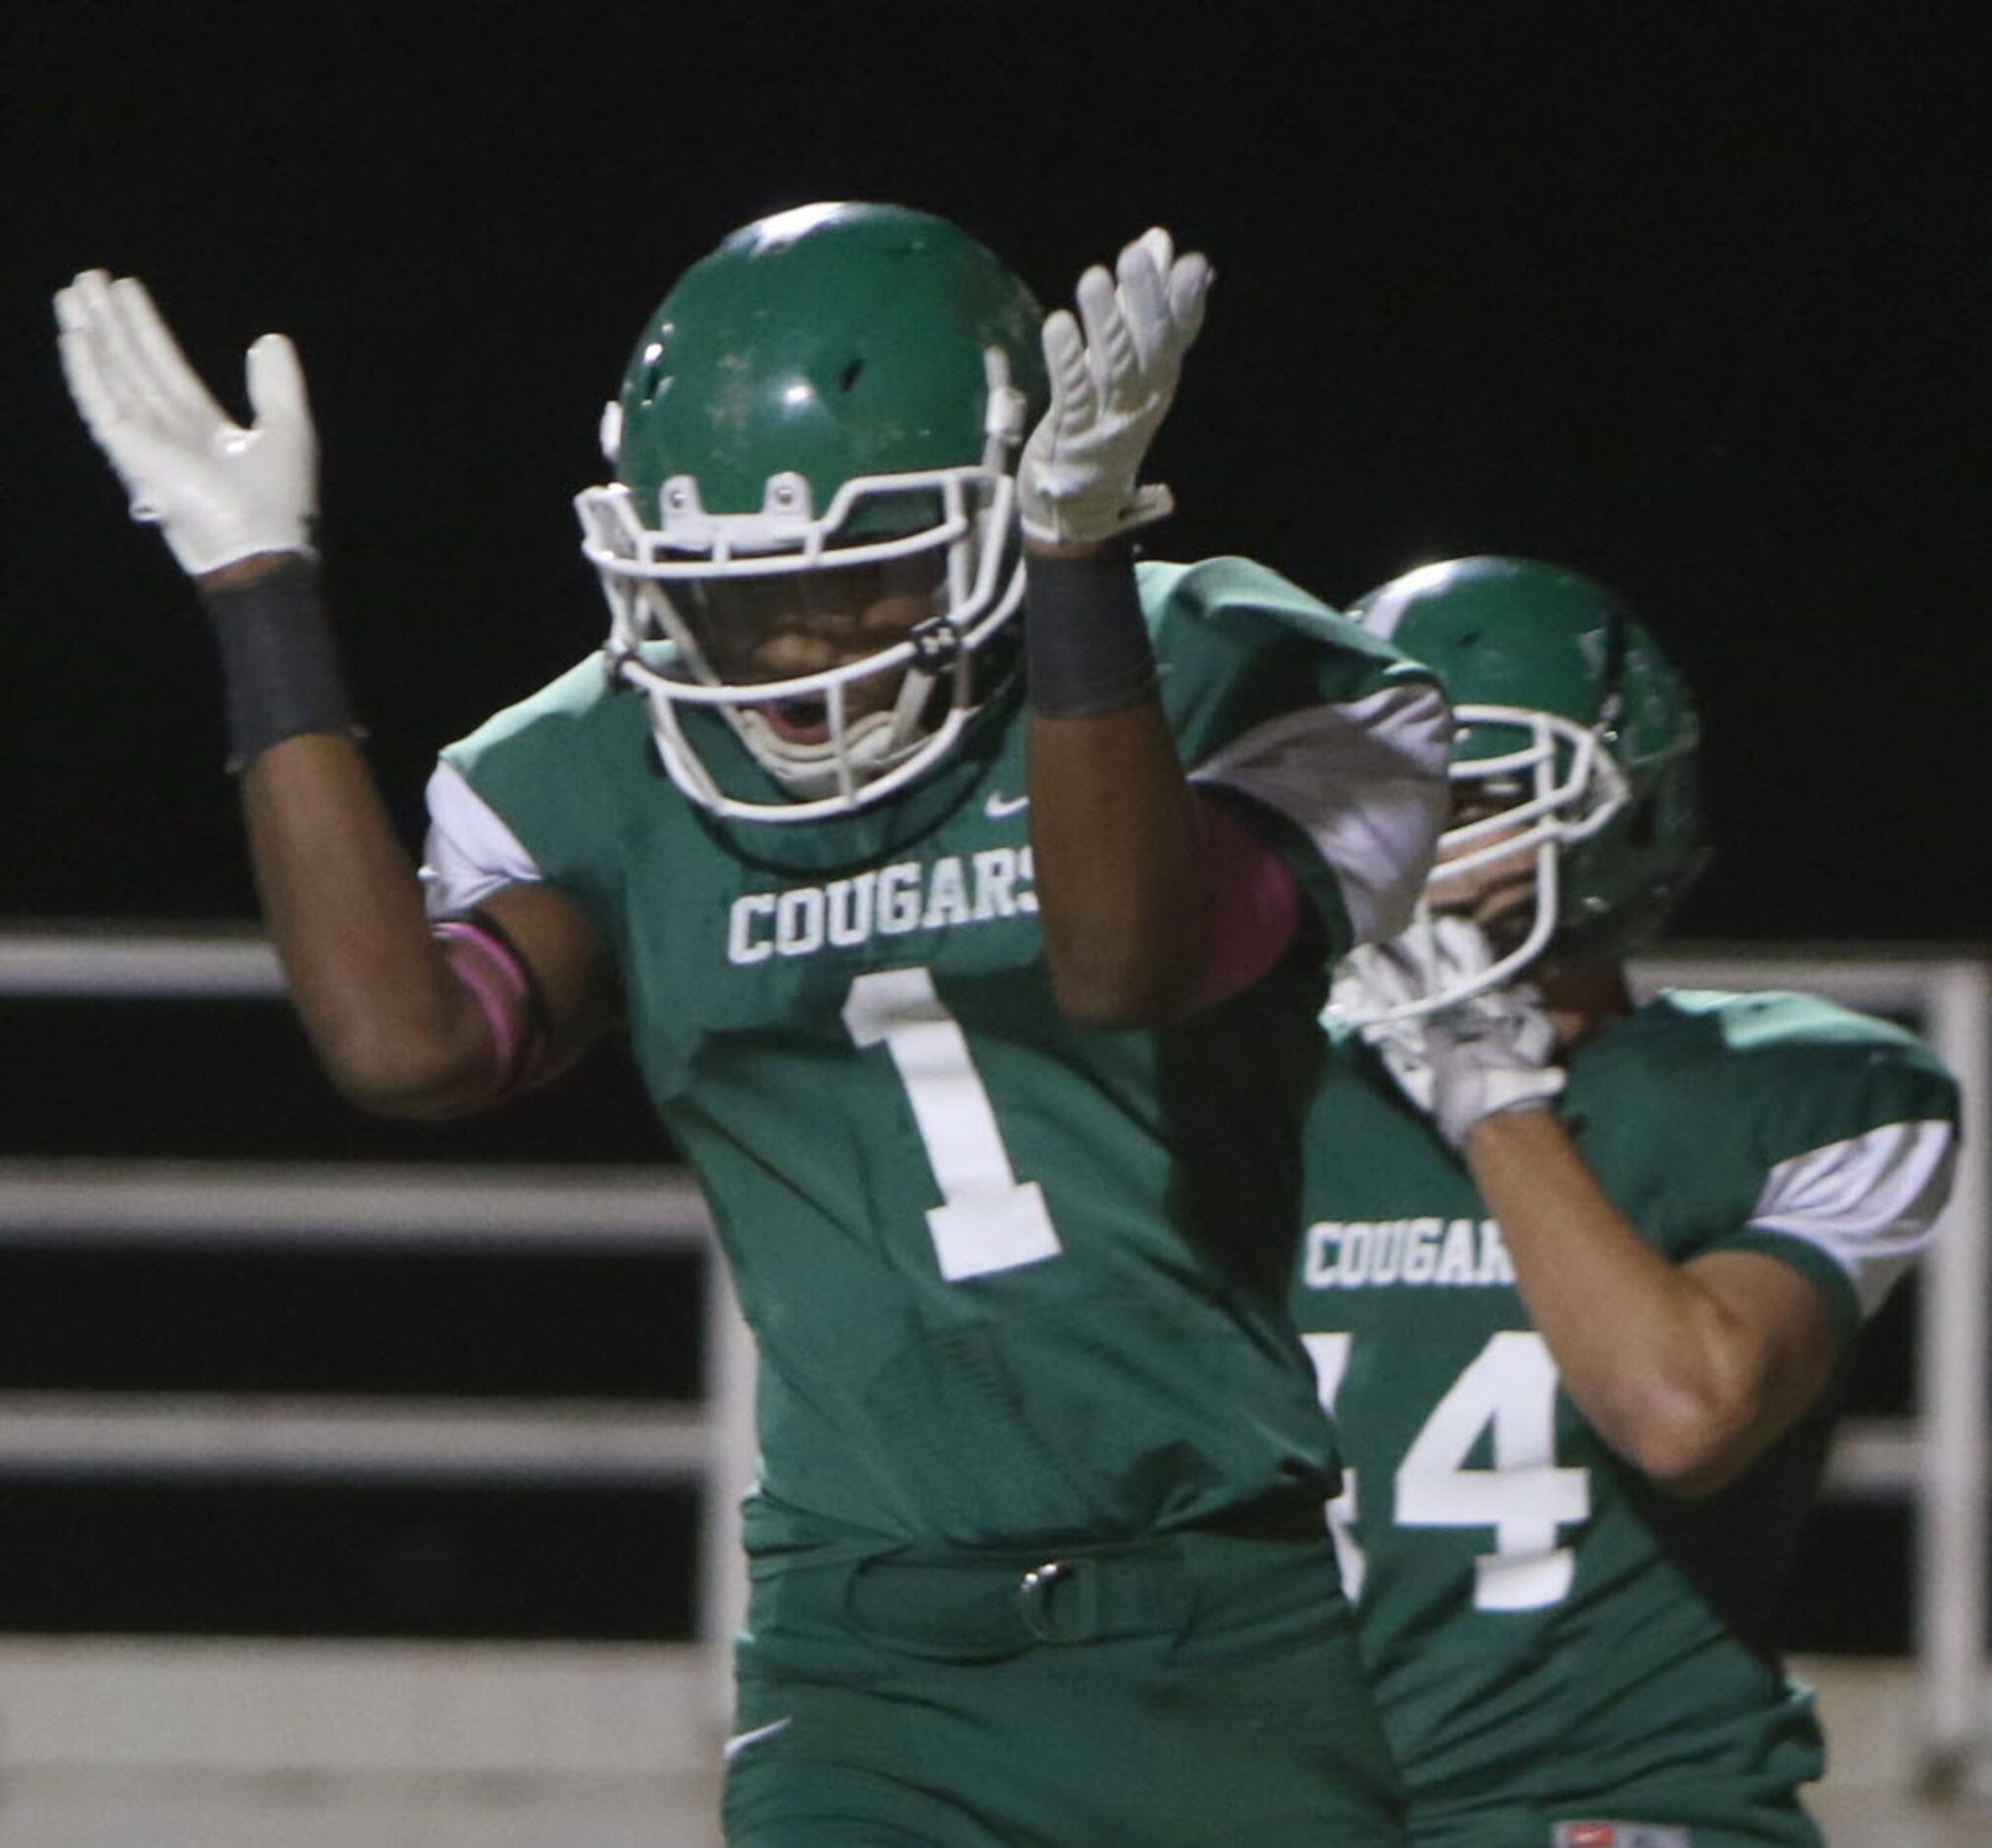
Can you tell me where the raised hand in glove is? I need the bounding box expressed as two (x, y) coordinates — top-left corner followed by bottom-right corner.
(56, 270), (316, 577)
(1338, 917), (1567, 1150)
(1018, 227), (1211, 547)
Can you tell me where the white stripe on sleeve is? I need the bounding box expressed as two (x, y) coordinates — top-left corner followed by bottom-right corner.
(418, 760), (545, 918)
(1190, 679), (1453, 946)
(1747, 1117), (1957, 1320)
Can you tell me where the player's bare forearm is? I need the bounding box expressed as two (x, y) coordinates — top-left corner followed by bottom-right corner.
(239, 732), (503, 1117)
(1464, 1107), (1836, 1495)
(1027, 695), (1205, 1026)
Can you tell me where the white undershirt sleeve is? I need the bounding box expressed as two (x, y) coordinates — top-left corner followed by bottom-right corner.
(1189, 678), (1453, 947)
(418, 760), (546, 918)
(1746, 1117), (1958, 1320)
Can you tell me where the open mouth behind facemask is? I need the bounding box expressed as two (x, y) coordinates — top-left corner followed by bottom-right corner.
(582, 466), (1027, 822)
(669, 548), (946, 757)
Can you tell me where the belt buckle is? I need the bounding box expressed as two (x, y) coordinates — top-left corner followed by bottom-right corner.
(1017, 1559), (1097, 1644)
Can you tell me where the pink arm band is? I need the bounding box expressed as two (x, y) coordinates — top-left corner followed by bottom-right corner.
(433, 915), (543, 1093)
(1186, 793), (1305, 1012)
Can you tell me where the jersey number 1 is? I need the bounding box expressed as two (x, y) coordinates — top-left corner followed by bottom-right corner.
(843, 967), (1064, 1282)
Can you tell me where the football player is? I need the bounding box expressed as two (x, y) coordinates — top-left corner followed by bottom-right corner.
(1294, 555), (1959, 1848)
(57, 205), (1455, 1844)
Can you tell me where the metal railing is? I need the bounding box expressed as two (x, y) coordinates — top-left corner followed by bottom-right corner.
(2, 925), (1985, 1780)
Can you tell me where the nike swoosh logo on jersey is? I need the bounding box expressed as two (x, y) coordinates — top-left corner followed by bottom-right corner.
(984, 790), (1030, 819)
(722, 1716), (793, 1760)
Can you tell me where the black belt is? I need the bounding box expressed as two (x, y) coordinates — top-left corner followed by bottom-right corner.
(767, 1503), (1328, 1663)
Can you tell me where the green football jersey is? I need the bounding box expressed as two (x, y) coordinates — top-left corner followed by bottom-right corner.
(1294, 990), (1959, 1828)
(425, 557), (1449, 1561)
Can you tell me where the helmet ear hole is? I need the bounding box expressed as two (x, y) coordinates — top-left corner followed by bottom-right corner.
(838, 357), (866, 393)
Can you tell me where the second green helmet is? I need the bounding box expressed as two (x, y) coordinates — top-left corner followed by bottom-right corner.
(1349, 555), (1707, 1001)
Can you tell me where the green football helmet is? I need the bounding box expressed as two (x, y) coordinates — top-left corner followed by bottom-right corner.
(1340, 555), (1707, 1016)
(576, 202), (1047, 821)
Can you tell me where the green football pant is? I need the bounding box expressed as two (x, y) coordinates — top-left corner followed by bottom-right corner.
(722, 1519), (1406, 1845)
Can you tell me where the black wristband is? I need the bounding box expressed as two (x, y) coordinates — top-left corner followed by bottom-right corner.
(199, 558), (361, 771)
(1023, 543), (1158, 719)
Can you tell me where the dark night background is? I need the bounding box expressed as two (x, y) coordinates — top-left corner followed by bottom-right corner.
(0, 4), (1980, 1640)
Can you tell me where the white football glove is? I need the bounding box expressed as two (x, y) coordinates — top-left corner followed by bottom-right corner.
(1337, 917), (1567, 1150)
(1017, 227), (1211, 546)
(55, 270), (317, 576)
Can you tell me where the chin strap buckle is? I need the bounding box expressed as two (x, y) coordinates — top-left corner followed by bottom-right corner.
(906, 617), (964, 672)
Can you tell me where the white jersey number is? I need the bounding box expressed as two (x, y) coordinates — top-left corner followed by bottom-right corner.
(842, 967), (1063, 1282)
(1307, 1328), (1589, 1612)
